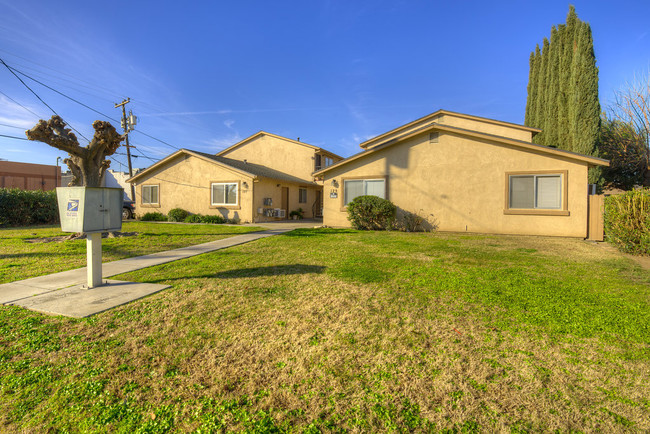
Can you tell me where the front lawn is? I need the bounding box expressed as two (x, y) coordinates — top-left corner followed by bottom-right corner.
(1, 229), (649, 432)
(0, 222), (263, 284)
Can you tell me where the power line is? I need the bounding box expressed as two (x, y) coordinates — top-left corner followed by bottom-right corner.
(132, 129), (179, 150)
(0, 133), (29, 140)
(0, 122), (27, 130)
(2, 57), (179, 154)
(0, 57), (89, 142)
(0, 89), (41, 118)
(9, 65), (120, 123)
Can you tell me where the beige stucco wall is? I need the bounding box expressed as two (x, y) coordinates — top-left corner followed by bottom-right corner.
(252, 179), (320, 222)
(323, 131), (591, 237)
(437, 114), (534, 142)
(132, 154), (255, 222)
(220, 135), (319, 181)
(364, 113), (533, 149)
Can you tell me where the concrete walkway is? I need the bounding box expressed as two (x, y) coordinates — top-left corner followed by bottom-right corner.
(1, 227), (293, 317)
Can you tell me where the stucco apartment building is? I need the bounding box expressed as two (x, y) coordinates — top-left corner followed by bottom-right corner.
(314, 110), (608, 238)
(128, 132), (342, 222)
(128, 109), (608, 237)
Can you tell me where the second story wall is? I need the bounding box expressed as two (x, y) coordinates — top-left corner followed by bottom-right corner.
(218, 133), (321, 182)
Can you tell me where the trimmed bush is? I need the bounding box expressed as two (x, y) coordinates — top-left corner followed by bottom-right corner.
(201, 214), (226, 224)
(0, 188), (59, 227)
(168, 208), (189, 222)
(347, 195), (396, 230)
(604, 189), (650, 255)
(184, 214), (204, 223)
(140, 212), (167, 221)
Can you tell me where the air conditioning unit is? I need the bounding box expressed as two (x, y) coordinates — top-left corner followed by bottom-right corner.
(264, 208), (275, 217)
(257, 208), (264, 215)
(273, 208), (286, 218)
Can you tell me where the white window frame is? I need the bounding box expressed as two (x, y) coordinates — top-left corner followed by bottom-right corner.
(142, 185), (159, 205)
(343, 178), (386, 205)
(211, 182), (238, 206)
(509, 174), (562, 210)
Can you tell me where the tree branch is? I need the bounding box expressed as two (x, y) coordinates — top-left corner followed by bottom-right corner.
(25, 115), (85, 157)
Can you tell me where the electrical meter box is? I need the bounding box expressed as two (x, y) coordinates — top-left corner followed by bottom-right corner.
(56, 187), (123, 233)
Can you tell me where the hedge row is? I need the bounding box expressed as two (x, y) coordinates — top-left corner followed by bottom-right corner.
(604, 189), (650, 255)
(139, 209), (236, 224)
(0, 188), (59, 227)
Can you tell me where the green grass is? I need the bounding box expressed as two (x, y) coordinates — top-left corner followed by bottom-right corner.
(0, 222), (263, 284)
(1, 228), (649, 432)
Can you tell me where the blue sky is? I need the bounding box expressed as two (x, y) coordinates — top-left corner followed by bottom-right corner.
(1, 1), (648, 172)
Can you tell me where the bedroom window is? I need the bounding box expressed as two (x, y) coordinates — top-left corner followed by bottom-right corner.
(142, 185), (159, 205)
(343, 178), (386, 205)
(211, 182), (238, 206)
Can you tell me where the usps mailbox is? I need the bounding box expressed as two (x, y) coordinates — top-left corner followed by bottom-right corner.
(56, 187), (123, 233)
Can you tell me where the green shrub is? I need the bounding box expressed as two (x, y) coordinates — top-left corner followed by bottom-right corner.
(201, 214), (226, 224)
(184, 214), (204, 223)
(140, 212), (168, 221)
(0, 188), (59, 227)
(168, 208), (189, 222)
(346, 195), (396, 230)
(604, 189), (650, 255)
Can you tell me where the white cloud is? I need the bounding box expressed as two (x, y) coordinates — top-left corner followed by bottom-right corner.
(223, 119), (235, 129)
(203, 133), (243, 152)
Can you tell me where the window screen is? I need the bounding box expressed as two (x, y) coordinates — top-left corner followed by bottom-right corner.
(142, 185), (158, 204)
(344, 179), (385, 205)
(535, 175), (561, 209)
(509, 174), (561, 210)
(211, 183), (238, 206)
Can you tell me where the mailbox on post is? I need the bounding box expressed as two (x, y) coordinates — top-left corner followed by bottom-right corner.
(56, 187), (124, 288)
(56, 187), (123, 233)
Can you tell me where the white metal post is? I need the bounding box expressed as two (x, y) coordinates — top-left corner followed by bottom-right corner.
(86, 232), (103, 288)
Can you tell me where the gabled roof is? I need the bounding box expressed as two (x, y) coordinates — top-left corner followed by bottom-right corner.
(313, 122), (608, 177)
(359, 109), (543, 149)
(216, 131), (343, 160)
(127, 149), (317, 186)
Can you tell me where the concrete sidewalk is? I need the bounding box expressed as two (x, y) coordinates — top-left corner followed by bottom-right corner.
(1, 228), (291, 317)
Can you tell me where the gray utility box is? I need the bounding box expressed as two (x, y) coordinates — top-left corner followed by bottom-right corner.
(56, 187), (123, 233)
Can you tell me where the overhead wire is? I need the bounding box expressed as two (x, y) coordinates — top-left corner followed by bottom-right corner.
(0, 122), (27, 130)
(1, 57), (184, 169)
(0, 89), (42, 118)
(0, 133), (29, 140)
(3, 60), (181, 153)
(0, 57), (90, 142)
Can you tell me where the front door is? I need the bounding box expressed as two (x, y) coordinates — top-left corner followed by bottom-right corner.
(281, 187), (289, 219)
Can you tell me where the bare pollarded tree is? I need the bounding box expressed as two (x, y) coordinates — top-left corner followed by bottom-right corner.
(26, 115), (124, 187)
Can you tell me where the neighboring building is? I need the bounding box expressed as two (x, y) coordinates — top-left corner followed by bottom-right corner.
(314, 110), (609, 238)
(128, 132), (343, 222)
(0, 161), (61, 191)
(102, 169), (142, 200)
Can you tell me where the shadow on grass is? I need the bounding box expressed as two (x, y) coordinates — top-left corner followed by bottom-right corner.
(147, 264), (326, 283)
(139, 231), (258, 237)
(0, 252), (72, 260)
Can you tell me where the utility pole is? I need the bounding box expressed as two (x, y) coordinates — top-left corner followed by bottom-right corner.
(115, 98), (137, 201)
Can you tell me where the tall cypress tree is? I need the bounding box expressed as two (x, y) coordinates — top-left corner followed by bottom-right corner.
(533, 38), (550, 146)
(524, 6), (600, 158)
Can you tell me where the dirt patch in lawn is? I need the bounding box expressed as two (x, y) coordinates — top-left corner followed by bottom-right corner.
(25, 231), (139, 243)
